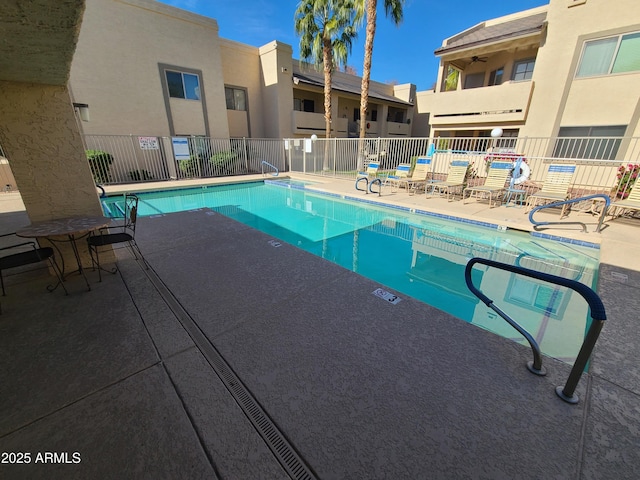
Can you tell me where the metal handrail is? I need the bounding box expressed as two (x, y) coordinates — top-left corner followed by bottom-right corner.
(465, 258), (607, 404)
(354, 176), (382, 196)
(529, 194), (611, 233)
(261, 160), (279, 176)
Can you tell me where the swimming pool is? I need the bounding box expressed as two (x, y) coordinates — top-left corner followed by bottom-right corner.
(103, 180), (599, 364)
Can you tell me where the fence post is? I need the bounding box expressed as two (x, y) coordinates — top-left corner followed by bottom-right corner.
(243, 137), (249, 173)
(129, 134), (142, 182)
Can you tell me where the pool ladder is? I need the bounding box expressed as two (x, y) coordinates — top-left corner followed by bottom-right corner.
(355, 176), (382, 196)
(529, 194), (610, 233)
(465, 258), (606, 404)
(261, 160), (279, 176)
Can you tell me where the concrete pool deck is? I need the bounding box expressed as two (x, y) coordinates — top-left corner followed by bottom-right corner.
(1, 175), (639, 479)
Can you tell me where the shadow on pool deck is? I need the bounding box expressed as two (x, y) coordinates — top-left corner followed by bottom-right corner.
(1, 180), (640, 479)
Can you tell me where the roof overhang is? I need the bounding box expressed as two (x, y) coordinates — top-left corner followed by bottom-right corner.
(435, 11), (547, 60)
(292, 72), (413, 107)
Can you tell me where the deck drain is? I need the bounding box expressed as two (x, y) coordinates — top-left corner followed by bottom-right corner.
(138, 260), (316, 480)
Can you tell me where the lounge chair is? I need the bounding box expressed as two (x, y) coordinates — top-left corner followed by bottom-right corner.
(384, 164), (412, 192)
(427, 160), (469, 201)
(405, 156), (434, 195)
(462, 161), (512, 207)
(525, 164), (576, 216)
(610, 180), (640, 218)
(357, 161), (380, 180)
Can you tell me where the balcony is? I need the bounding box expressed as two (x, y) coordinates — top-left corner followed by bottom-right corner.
(430, 81), (534, 126)
(293, 111), (348, 137)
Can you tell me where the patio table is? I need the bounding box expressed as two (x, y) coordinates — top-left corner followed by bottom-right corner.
(16, 216), (112, 291)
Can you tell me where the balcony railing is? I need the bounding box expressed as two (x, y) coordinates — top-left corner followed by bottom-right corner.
(430, 81), (535, 126)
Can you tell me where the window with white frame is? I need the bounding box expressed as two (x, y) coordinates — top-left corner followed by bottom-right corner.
(512, 59), (535, 81)
(225, 87), (247, 111)
(576, 32), (640, 77)
(166, 71), (201, 100)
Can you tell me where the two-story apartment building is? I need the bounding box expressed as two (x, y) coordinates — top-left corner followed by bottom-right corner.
(416, 0), (640, 158)
(69, 0), (417, 140)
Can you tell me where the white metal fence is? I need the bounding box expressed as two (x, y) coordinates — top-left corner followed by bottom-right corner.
(2, 134), (639, 200)
(289, 136), (640, 200)
(82, 135), (287, 185)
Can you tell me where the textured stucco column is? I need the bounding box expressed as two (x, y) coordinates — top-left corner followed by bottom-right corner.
(0, 81), (106, 269)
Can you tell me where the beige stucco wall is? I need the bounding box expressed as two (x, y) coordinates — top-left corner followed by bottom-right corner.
(259, 41), (294, 138)
(70, 0), (229, 138)
(520, 0), (640, 138)
(219, 39), (265, 138)
(0, 82), (101, 221)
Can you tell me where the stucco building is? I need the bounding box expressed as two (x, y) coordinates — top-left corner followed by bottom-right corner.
(416, 0), (640, 157)
(69, 0), (417, 140)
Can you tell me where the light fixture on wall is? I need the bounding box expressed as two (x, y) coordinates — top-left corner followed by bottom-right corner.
(73, 103), (90, 122)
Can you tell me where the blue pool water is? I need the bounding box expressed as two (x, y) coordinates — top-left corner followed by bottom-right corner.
(103, 181), (599, 364)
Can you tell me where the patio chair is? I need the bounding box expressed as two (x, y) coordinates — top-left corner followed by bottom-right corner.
(87, 193), (146, 281)
(462, 161), (512, 208)
(610, 180), (640, 218)
(525, 164), (576, 217)
(356, 161), (380, 180)
(405, 156), (434, 194)
(426, 160), (470, 201)
(384, 164), (412, 192)
(0, 233), (67, 297)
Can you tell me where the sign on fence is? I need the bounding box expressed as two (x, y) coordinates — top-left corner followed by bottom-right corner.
(138, 136), (159, 150)
(172, 137), (190, 161)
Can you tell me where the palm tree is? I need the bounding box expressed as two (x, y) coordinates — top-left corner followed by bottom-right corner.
(359, 0), (404, 140)
(295, 0), (361, 170)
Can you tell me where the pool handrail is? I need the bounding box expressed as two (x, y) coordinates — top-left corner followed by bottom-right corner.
(261, 160), (279, 176)
(354, 176), (382, 196)
(465, 257), (606, 404)
(528, 194), (611, 233)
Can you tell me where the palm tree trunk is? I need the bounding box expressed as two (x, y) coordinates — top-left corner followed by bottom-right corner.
(359, 0), (377, 140)
(322, 38), (332, 171)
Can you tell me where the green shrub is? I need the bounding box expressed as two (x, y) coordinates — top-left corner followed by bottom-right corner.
(178, 157), (200, 178)
(209, 151), (238, 175)
(86, 149), (113, 184)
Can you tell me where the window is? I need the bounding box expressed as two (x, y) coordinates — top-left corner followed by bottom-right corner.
(512, 59), (535, 81)
(442, 65), (459, 92)
(463, 72), (484, 89)
(225, 87), (247, 111)
(166, 71), (200, 100)
(577, 32), (640, 77)
(488, 67), (504, 86)
(553, 125), (627, 160)
(295, 98), (314, 113)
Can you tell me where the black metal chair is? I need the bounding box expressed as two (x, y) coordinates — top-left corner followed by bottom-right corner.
(0, 233), (67, 297)
(87, 193), (146, 281)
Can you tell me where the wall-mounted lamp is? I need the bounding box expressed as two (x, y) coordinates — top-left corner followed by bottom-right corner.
(73, 102), (90, 122)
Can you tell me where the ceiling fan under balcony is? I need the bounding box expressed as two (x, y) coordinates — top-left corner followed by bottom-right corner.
(470, 55), (488, 63)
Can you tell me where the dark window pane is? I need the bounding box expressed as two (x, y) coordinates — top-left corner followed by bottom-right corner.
(464, 72), (484, 89)
(225, 87), (235, 109)
(554, 125), (626, 159)
(166, 71), (184, 98)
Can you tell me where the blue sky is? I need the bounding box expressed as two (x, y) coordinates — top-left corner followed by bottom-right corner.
(158, 0), (548, 91)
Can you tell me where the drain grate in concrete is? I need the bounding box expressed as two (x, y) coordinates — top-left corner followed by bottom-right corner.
(140, 261), (317, 480)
